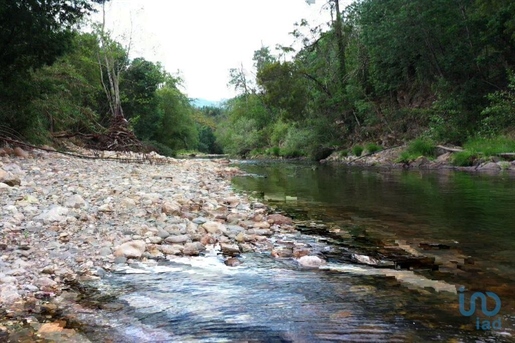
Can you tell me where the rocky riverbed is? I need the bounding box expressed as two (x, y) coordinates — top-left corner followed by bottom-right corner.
(0, 147), (320, 342)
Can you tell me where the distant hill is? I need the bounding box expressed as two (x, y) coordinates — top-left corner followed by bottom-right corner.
(190, 98), (226, 108)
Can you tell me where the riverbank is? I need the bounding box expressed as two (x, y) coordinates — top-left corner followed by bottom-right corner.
(0, 147), (312, 341)
(321, 145), (515, 173)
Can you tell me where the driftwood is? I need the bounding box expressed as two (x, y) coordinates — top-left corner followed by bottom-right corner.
(436, 145), (464, 152)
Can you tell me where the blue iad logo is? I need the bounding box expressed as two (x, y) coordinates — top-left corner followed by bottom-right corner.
(458, 287), (502, 330)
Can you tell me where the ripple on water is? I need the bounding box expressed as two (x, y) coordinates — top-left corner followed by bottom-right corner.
(73, 253), (509, 342)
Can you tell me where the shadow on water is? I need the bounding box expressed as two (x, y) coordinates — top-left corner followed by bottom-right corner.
(77, 161), (515, 342)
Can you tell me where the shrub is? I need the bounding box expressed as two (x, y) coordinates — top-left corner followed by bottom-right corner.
(339, 150), (349, 158)
(452, 151), (477, 166)
(352, 145), (364, 157)
(365, 143), (382, 154)
(407, 138), (435, 157)
(396, 151), (414, 163)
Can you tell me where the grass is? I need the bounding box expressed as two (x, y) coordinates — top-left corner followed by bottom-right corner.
(451, 136), (515, 166)
(365, 143), (382, 154)
(452, 150), (478, 166)
(462, 136), (515, 156)
(352, 145), (364, 157)
(396, 138), (435, 163)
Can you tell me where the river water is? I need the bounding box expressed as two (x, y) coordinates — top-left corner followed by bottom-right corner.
(78, 161), (515, 342)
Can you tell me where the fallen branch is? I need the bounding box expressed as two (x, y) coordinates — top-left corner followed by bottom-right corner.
(436, 145), (464, 152)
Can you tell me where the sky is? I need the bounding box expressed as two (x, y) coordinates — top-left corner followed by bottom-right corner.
(93, 0), (351, 101)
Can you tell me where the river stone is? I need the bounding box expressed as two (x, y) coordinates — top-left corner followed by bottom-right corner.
(238, 243), (254, 253)
(226, 225), (245, 235)
(220, 243), (240, 256)
(120, 197), (137, 208)
(164, 234), (189, 244)
(272, 247), (293, 258)
(183, 242), (205, 256)
(247, 228), (272, 236)
(162, 201), (181, 215)
(14, 147), (29, 158)
(0, 284), (21, 304)
(253, 221), (271, 229)
(148, 236), (163, 244)
(222, 196), (240, 207)
(297, 255), (326, 268)
(479, 162), (500, 171)
(161, 245), (182, 255)
(0, 169), (20, 187)
(157, 228), (170, 239)
(267, 214), (293, 225)
(200, 234), (216, 245)
(202, 221), (227, 234)
(34, 206), (69, 223)
(114, 240), (146, 258)
(224, 257), (242, 267)
(64, 194), (87, 209)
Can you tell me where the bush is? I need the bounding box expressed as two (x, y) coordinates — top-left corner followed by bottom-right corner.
(339, 150), (349, 157)
(452, 151), (477, 166)
(407, 138), (435, 157)
(365, 143), (382, 154)
(396, 151), (413, 163)
(352, 145), (364, 156)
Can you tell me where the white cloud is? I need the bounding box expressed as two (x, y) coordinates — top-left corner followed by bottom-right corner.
(95, 0), (351, 100)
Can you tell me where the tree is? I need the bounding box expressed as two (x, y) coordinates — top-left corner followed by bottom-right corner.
(0, 0), (107, 137)
(155, 76), (198, 151)
(121, 58), (165, 140)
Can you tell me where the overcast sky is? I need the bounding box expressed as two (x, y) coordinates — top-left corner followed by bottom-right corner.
(94, 0), (355, 101)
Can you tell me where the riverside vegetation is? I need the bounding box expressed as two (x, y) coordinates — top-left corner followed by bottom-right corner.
(1, 1), (515, 339)
(2, 1), (515, 165)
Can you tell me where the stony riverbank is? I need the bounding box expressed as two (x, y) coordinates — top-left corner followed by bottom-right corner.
(322, 146), (515, 173)
(0, 147), (322, 341)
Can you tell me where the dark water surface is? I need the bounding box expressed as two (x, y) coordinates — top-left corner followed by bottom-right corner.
(82, 161), (515, 342)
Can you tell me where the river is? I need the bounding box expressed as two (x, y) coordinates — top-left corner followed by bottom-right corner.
(77, 161), (515, 342)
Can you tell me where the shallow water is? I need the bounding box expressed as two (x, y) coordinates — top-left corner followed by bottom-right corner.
(79, 161), (515, 342)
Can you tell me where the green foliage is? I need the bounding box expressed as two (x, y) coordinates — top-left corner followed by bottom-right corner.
(452, 151), (478, 166)
(155, 77), (199, 151)
(463, 136), (515, 156)
(451, 136), (515, 166)
(407, 138), (435, 157)
(396, 138), (435, 163)
(0, 2), (104, 138)
(339, 150), (349, 158)
(122, 58), (165, 140)
(365, 143), (382, 154)
(481, 71), (515, 136)
(352, 145), (364, 157)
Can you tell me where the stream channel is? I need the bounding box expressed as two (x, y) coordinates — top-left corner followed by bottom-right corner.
(74, 161), (515, 342)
